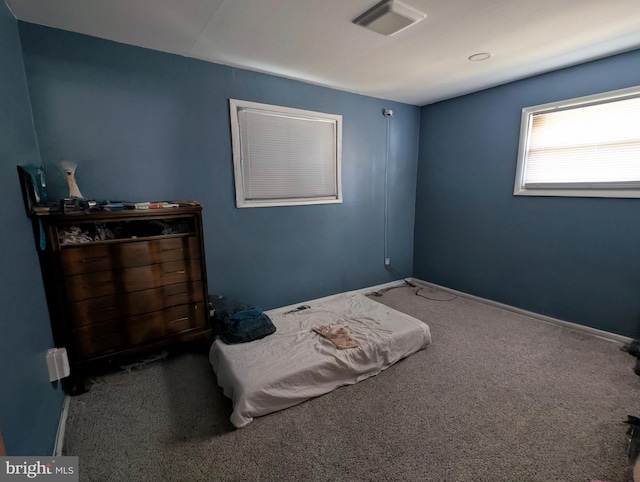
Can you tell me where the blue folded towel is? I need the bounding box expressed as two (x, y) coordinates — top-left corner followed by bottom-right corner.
(210, 295), (276, 344)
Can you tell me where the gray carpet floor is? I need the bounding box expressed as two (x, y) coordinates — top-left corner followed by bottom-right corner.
(63, 284), (640, 481)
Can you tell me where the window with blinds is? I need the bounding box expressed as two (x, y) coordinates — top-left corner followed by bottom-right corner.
(514, 85), (640, 198)
(229, 99), (342, 208)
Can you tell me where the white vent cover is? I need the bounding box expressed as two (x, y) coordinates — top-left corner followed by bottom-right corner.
(353, 0), (427, 36)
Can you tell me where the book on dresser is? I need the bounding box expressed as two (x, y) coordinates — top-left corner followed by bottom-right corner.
(33, 205), (212, 394)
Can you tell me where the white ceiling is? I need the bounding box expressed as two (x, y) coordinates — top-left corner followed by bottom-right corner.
(6, 0), (640, 106)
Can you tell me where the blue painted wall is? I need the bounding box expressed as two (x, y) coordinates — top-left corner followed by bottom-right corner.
(13, 12), (638, 457)
(18, 22), (420, 311)
(415, 48), (640, 338)
(0, 2), (65, 455)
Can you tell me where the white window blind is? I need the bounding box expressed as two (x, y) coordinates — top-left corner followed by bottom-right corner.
(230, 99), (342, 208)
(514, 85), (640, 198)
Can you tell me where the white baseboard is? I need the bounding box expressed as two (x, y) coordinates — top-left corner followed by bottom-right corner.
(409, 278), (634, 345)
(53, 395), (70, 456)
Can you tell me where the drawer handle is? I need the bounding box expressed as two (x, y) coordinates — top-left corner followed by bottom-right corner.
(168, 293), (188, 298)
(161, 247), (184, 252)
(165, 269), (186, 275)
(168, 316), (189, 324)
(89, 306), (117, 313)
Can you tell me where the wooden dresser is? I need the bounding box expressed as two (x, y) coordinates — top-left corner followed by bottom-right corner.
(35, 206), (211, 393)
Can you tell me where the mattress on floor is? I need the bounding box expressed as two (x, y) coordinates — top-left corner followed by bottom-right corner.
(209, 291), (432, 428)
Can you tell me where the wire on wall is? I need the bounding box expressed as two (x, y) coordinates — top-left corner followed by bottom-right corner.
(382, 108), (414, 287)
(384, 110), (390, 265)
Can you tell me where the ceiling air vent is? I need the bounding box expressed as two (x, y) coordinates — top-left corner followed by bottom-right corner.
(353, 0), (427, 36)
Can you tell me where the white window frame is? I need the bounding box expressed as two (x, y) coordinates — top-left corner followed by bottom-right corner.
(514, 85), (640, 198)
(229, 99), (343, 208)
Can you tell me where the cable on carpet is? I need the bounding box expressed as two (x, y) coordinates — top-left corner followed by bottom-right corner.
(386, 264), (416, 288)
(371, 282), (457, 302)
(370, 266), (415, 297)
(415, 286), (457, 302)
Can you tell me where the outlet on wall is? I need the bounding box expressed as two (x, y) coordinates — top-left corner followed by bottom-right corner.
(385, 257), (391, 266)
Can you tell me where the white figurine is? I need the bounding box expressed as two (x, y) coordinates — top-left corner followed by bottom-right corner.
(59, 160), (84, 199)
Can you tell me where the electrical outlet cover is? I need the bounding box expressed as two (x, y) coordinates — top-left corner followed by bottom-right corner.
(46, 349), (58, 382)
(55, 347), (70, 378)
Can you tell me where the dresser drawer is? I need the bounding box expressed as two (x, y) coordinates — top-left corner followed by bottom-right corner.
(65, 258), (202, 301)
(72, 302), (207, 358)
(69, 281), (205, 327)
(60, 236), (201, 275)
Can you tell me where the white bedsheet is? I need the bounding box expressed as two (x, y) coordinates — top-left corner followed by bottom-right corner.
(209, 291), (432, 428)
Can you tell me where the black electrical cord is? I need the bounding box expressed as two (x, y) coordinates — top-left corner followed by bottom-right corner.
(370, 284), (406, 297)
(371, 281), (457, 302)
(386, 264), (415, 287)
(414, 286), (457, 302)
